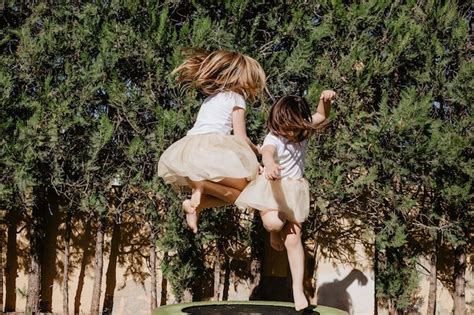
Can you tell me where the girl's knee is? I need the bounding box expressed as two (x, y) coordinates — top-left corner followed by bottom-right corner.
(261, 212), (286, 232)
(263, 220), (284, 232)
(282, 222), (302, 247)
(284, 232), (302, 248)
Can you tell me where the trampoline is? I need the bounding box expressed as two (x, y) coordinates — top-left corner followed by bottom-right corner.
(154, 301), (347, 315)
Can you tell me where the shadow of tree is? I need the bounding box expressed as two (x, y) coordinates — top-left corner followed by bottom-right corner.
(6, 200), (161, 313)
(196, 207), (259, 301)
(40, 190), (61, 312)
(72, 217), (94, 314)
(102, 221), (121, 314)
(3, 186), (375, 314)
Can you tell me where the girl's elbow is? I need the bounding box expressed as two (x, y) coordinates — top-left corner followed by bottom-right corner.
(242, 135), (252, 144)
(316, 119), (330, 129)
(234, 131), (248, 139)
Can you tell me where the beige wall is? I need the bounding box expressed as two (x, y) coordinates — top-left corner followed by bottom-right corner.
(2, 212), (472, 315)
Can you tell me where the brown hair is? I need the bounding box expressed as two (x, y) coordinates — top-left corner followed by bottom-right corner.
(266, 95), (317, 143)
(172, 48), (266, 99)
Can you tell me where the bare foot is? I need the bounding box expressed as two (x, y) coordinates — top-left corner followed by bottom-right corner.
(293, 289), (309, 311)
(270, 231), (284, 251)
(182, 199), (198, 233)
(190, 187), (203, 208)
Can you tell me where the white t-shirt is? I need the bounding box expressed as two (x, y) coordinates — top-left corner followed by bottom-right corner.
(187, 91), (246, 135)
(262, 133), (308, 179)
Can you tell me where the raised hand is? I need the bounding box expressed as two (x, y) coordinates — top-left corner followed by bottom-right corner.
(311, 89), (336, 128)
(320, 89), (337, 103)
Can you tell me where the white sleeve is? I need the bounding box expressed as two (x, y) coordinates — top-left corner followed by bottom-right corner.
(262, 133), (281, 150)
(229, 91), (246, 110)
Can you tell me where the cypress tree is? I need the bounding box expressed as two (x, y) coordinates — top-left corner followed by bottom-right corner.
(0, 1), (471, 313)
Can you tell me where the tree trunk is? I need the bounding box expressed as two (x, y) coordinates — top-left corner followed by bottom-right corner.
(388, 300), (398, 315)
(374, 238), (379, 315)
(149, 234), (158, 310)
(27, 248), (42, 314)
(310, 234), (320, 305)
(427, 242), (437, 315)
(63, 212), (71, 315)
(0, 213), (4, 313)
(222, 255), (230, 301)
(182, 288), (193, 302)
(160, 253), (168, 306)
(249, 212), (264, 301)
(213, 254), (221, 301)
(90, 217), (106, 315)
(26, 200), (44, 314)
(148, 220), (159, 309)
(5, 211), (18, 312)
(453, 246), (466, 315)
(102, 222), (120, 315)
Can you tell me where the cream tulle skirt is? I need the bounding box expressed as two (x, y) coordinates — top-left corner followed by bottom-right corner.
(158, 133), (259, 188)
(235, 175), (310, 223)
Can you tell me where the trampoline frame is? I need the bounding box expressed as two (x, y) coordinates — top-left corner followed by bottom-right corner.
(153, 300), (348, 315)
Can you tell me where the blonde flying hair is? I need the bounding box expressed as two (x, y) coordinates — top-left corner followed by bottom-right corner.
(172, 49), (266, 99)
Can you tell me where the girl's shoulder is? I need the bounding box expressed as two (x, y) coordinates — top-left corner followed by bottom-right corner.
(218, 90), (242, 96)
(264, 132), (285, 147)
(214, 90), (246, 108)
(267, 132), (308, 150)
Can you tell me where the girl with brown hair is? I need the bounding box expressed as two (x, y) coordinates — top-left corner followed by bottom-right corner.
(236, 90), (336, 311)
(158, 49), (266, 233)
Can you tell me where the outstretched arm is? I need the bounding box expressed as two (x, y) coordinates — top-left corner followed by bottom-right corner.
(232, 107), (260, 155)
(311, 90), (336, 128)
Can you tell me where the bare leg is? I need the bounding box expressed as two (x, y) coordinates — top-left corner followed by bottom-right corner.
(259, 211), (286, 251)
(185, 179), (204, 208)
(186, 177), (248, 207)
(183, 195), (228, 233)
(281, 221), (308, 311)
(182, 179), (244, 233)
(200, 180), (242, 203)
(218, 177), (249, 191)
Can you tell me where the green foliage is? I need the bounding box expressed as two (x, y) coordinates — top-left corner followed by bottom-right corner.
(1, 1), (471, 310)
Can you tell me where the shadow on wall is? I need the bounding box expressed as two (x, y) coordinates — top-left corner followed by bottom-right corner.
(2, 195), (371, 314)
(2, 199), (157, 314)
(317, 269), (368, 315)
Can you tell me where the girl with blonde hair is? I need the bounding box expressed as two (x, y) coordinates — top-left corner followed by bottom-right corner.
(158, 49), (266, 233)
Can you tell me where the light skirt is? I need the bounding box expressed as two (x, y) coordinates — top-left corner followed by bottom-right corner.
(158, 133), (259, 188)
(235, 175), (310, 223)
